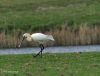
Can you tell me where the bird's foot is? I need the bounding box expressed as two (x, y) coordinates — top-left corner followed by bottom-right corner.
(33, 55), (37, 58)
(32, 53), (40, 58)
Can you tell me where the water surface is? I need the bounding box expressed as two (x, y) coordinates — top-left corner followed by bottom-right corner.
(0, 45), (100, 55)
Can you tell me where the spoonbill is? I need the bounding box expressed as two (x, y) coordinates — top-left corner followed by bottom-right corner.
(18, 33), (55, 57)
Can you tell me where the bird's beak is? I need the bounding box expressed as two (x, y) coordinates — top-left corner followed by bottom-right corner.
(18, 36), (25, 48)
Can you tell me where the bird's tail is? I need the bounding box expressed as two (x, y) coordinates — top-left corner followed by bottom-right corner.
(47, 35), (55, 41)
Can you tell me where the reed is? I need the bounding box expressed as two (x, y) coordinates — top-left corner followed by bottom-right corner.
(53, 25), (100, 46)
(0, 25), (100, 48)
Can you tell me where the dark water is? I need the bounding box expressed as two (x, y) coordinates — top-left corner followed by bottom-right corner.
(0, 45), (100, 55)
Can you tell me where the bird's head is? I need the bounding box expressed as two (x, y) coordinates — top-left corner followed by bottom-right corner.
(18, 33), (31, 47)
(23, 33), (30, 38)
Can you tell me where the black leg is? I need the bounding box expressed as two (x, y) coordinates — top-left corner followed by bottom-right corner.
(40, 44), (44, 58)
(33, 51), (41, 57)
(33, 44), (44, 58)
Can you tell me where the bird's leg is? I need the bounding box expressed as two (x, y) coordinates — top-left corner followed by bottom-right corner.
(40, 44), (44, 58)
(33, 44), (44, 57)
(33, 50), (41, 57)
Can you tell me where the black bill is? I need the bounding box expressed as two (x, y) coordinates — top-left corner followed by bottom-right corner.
(18, 36), (25, 47)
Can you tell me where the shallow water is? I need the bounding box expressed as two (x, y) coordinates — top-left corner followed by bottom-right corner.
(0, 45), (100, 55)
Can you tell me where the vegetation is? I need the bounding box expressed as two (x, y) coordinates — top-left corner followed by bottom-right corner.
(0, 0), (100, 31)
(0, 26), (100, 48)
(0, 0), (100, 47)
(0, 52), (100, 76)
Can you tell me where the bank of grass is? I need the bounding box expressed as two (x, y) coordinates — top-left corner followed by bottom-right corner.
(0, 0), (100, 31)
(0, 52), (100, 76)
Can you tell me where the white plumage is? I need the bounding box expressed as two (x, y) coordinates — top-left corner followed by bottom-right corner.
(31, 33), (54, 44)
(19, 33), (55, 57)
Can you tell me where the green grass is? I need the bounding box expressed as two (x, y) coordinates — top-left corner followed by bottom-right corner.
(0, 0), (100, 31)
(0, 52), (100, 76)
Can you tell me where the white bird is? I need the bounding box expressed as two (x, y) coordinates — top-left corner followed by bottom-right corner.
(18, 33), (55, 57)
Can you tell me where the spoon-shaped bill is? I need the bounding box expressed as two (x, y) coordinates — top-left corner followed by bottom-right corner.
(18, 37), (25, 47)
